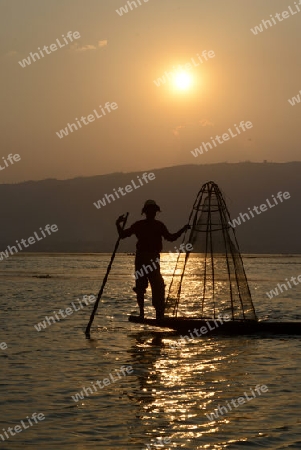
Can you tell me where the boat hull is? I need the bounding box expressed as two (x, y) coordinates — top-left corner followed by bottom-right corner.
(128, 315), (301, 335)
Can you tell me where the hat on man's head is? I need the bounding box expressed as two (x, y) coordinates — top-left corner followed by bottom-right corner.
(141, 199), (161, 215)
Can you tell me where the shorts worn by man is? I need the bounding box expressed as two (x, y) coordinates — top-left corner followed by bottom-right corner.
(116, 200), (189, 321)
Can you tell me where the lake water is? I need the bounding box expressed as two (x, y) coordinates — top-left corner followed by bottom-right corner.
(0, 254), (301, 449)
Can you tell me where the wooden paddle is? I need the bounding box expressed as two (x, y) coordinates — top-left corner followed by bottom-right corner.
(85, 212), (129, 338)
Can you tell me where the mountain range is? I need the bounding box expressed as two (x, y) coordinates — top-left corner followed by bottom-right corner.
(0, 162), (300, 254)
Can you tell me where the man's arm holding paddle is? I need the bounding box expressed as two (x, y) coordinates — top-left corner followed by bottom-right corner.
(116, 214), (134, 238)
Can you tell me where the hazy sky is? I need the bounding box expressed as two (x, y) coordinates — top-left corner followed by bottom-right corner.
(1, 0), (300, 183)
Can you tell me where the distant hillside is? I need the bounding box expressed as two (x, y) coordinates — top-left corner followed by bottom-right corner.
(0, 162), (300, 253)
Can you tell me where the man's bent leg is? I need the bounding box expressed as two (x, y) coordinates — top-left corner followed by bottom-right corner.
(133, 287), (145, 319)
(134, 277), (148, 318)
(149, 264), (165, 321)
(134, 255), (148, 319)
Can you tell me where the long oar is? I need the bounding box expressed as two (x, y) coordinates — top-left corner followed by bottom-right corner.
(85, 212), (129, 338)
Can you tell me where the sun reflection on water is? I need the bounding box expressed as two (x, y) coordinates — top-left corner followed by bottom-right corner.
(163, 253), (255, 320)
(126, 331), (254, 448)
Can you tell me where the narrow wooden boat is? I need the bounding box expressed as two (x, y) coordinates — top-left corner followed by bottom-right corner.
(128, 315), (301, 335)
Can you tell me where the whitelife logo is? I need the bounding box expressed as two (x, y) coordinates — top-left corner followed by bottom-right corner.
(144, 436), (171, 449)
(56, 102), (118, 139)
(93, 172), (155, 209)
(153, 50), (215, 87)
(116, 0), (150, 17)
(169, 314), (230, 349)
(0, 412), (45, 442)
(266, 274), (301, 299)
(0, 224), (58, 261)
(18, 31), (81, 68)
(205, 385), (268, 421)
(191, 121), (253, 157)
(288, 89), (301, 106)
(0, 342), (8, 351)
(71, 365), (133, 402)
(228, 191), (291, 228)
(250, 1), (301, 35)
(134, 243), (193, 280)
(0, 153), (21, 171)
(34, 295), (96, 332)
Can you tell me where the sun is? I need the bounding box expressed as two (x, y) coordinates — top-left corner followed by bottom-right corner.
(173, 72), (192, 90)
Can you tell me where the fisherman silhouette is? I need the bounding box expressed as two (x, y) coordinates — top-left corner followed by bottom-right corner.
(116, 200), (189, 321)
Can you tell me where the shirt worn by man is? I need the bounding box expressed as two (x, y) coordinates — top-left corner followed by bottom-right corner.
(120, 219), (181, 253)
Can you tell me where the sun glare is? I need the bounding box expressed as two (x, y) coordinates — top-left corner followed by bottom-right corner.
(173, 72), (192, 90)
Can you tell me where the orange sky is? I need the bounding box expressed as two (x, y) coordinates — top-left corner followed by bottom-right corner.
(1, 0), (300, 182)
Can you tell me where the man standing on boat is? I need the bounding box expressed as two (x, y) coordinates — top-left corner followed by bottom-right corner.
(116, 200), (189, 321)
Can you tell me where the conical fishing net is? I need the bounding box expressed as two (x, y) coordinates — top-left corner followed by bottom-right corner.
(166, 181), (257, 321)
